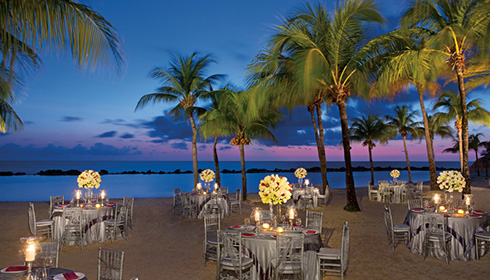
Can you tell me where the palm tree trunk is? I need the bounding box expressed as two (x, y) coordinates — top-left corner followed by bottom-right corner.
(368, 145), (374, 186)
(308, 106), (328, 190)
(417, 88), (437, 190)
(239, 143), (247, 201)
(456, 67), (471, 194)
(337, 100), (360, 211)
(403, 135), (412, 182)
(189, 114), (199, 188)
(475, 149), (480, 177)
(213, 135), (221, 186)
(458, 125), (463, 171)
(315, 104), (330, 190)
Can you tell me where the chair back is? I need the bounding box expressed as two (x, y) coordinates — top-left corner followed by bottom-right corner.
(204, 213), (220, 242)
(40, 241), (60, 267)
(378, 180), (388, 185)
(340, 221), (350, 275)
(235, 189), (242, 201)
(408, 198), (423, 210)
(173, 188), (181, 196)
(417, 181), (423, 192)
(292, 183), (301, 188)
(258, 210), (274, 224)
(220, 187), (229, 195)
(306, 210), (323, 233)
(64, 207), (83, 229)
(123, 197), (134, 226)
(98, 247), (125, 280)
(383, 205), (394, 244)
(49, 196), (64, 215)
(28, 202), (36, 235)
(425, 214), (447, 237)
(275, 234), (304, 278)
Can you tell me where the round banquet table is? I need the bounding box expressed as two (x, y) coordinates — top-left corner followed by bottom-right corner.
(226, 225), (322, 280)
(405, 209), (490, 261)
(184, 193), (229, 218)
(51, 204), (114, 245)
(0, 267), (87, 280)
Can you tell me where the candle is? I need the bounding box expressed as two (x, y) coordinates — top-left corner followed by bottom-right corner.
(214, 183), (218, 191)
(96, 204), (101, 209)
(434, 194), (440, 205)
(439, 205), (445, 212)
(25, 244), (36, 262)
(458, 209), (464, 214)
(255, 211), (260, 222)
(100, 190), (106, 200)
(203, 191), (207, 195)
(197, 183), (202, 191)
(305, 179), (310, 186)
(76, 190), (81, 200)
(277, 227), (284, 233)
(289, 208), (295, 220)
(262, 223), (270, 230)
(465, 196), (471, 206)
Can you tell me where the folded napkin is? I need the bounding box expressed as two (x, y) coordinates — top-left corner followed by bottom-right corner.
(61, 204), (69, 206)
(454, 207), (462, 210)
(63, 272), (79, 280)
(469, 214), (481, 218)
(242, 233), (255, 237)
(5, 266), (27, 272)
(305, 230), (316, 234)
(231, 225), (241, 229)
(271, 235), (277, 238)
(293, 224), (303, 228)
(81, 207), (87, 209)
(474, 210), (487, 214)
(412, 209), (423, 212)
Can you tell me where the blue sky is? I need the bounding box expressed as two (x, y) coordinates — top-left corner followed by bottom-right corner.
(0, 0), (488, 162)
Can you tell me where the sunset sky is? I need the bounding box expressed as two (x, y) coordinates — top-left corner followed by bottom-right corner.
(0, 0), (488, 162)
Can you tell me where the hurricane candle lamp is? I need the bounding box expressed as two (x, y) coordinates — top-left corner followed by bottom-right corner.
(20, 237), (41, 279)
(305, 179), (310, 187)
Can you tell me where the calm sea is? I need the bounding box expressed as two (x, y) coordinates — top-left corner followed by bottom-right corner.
(0, 161), (461, 201)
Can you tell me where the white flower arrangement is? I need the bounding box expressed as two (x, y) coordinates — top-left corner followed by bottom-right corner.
(77, 170), (101, 189)
(259, 174), (292, 205)
(200, 169), (215, 183)
(390, 169), (400, 179)
(437, 170), (466, 193)
(294, 168), (307, 179)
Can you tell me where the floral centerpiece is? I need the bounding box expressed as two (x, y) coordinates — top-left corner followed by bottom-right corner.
(437, 170), (465, 193)
(390, 169), (400, 183)
(200, 169), (215, 183)
(77, 170), (101, 189)
(259, 174), (292, 205)
(294, 167), (307, 185)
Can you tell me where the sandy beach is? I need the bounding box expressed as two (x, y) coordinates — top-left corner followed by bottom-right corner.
(1, 179), (490, 280)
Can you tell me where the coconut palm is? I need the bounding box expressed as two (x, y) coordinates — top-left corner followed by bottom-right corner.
(0, 0), (124, 132)
(205, 88), (281, 200)
(469, 133), (487, 177)
(401, 0), (490, 191)
(0, 98), (21, 133)
(385, 105), (420, 182)
(416, 114), (453, 164)
(250, 0), (387, 211)
(135, 53), (223, 187)
(433, 90), (490, 171)
(350, 114), (389, 185)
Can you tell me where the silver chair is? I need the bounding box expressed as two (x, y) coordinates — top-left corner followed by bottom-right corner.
(272, 233), (304, 279)
(422, 214), (451, 263)
(203, 213), (220, 266)
(315, 184), (328, 206)
(475, 231), (490, 260)
(220, 187), (229, 195)
(318, 221), (349, 280)
(368, 183), (378, 201)
(306, 210), (323, 234)
(98, 247), (125, 280)
(407, 198), (423, 210)
(122, 197), (134, 229)
(299, 188), (314, 209)
(49, 196), (64, 215)
(228, 189), (242, 214)
(39, 241), (60, 268)
(383, 205), (410, 250)
(181, 193), (197, 219)
(216, 231), (253, 279)
(29, 202), (54, 241)
(258, 210), (274, 224)
(172, 188), (182, 214)
(61, 207), (84, 251)
(104, 204), (129, 243)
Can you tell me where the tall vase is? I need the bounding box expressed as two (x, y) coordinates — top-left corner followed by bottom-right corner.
(298, 178), (304, 185)
(85, 188), (93, 204)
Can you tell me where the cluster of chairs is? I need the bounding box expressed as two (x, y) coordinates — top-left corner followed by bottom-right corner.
(369, 181), (423, 203)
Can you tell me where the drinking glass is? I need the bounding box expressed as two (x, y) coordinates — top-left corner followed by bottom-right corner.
(295, 218), (302, 227)
(34, 268), (46, 280)
(44, 257), (54, 278)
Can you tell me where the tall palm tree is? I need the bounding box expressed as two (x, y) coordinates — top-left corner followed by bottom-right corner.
(135, 53), (223, 187)
(251, 0), (387, 211)
(0, 0), (124, 132)
(205, 88), (281, 200)
(385, 105), (419, 182)
(433, 90), (490, 171)
(469, 133), (486, 177)
(0, 97), (21, 132)
(416, 114), (453, 165)
(350, 114), (389, 185)
(401, 0), (490, 192)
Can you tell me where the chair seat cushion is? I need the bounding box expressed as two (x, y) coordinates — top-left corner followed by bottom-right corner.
(317, 247), (341, 259)
(475, 232), (490, 239)
(221, 256), (253, 268)
(37, 219), (54, 225)
(393, 224), (410, 232)
(207, 237), (219, 244)
(427, 233), (452, 241)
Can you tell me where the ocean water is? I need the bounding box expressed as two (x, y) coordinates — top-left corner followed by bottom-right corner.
(0, 161), (461, 201)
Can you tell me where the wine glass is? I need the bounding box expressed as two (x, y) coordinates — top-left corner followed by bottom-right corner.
(44, 256), (54, 278)
(295, 218), (302, 228)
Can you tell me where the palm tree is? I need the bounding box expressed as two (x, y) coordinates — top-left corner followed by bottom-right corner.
(0, 0), (124, 132)
(252, 0), (386, 211)
(350, 114), (389, 185)
(469, 133), (486, 177)
(385, 105), (419, 182)
(416, 114), (453, 165)
(0, 98), (22, 133)
(401, 0), (490, 191)
(433, 90), (490, 171)
(135, 53), (223, 187)
(206, 88), (281, 200)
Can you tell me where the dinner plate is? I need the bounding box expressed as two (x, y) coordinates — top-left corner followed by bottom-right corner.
(412, 208), (424, 212)
(474, 210), (488, 215)
(468, 214), (482, 218)
(241, 233), (256, 237)
(1, 266), (27, 273)
(230, 225), (242, 229)
(53, 272), (85, 280)
(303, 229), (318, 234)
